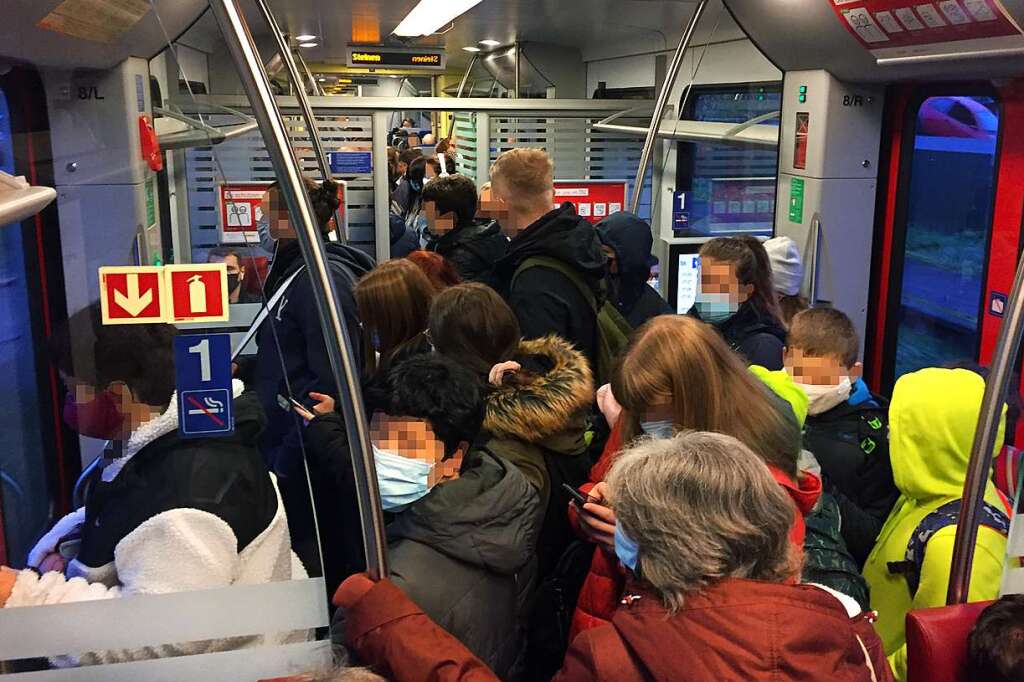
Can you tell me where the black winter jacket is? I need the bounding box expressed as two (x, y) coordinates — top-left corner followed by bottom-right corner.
(426, 220), (508, 289)
(389, 214), (420, 258)
(494, 203), (607, 372)
(694, 301), (787, 369)
(803, 389), (898, 567)
(596, 211), (672, 329)
(381, 449), (541, 679)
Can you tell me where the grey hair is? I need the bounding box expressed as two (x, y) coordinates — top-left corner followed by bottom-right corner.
(606, 431), (799, 613)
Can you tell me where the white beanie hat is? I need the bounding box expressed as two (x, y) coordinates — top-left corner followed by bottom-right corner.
(764, 236), (803, 297)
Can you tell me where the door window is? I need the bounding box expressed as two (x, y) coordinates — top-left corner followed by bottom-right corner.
(892, 95), (1000, 380)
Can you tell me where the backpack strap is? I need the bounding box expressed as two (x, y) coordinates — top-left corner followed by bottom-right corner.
(512, 256), (598, 313)
(231, 267), (304, 360)
(887, 498), (1010, 596)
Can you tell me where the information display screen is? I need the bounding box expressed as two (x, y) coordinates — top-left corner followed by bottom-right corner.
(668, 244), (702, 315)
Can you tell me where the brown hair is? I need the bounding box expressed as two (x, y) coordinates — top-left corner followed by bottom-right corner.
(428, 283), (521, 377)
(700, 236), (782, 325)
(778, 294), (810, 329)
(490, 148), (554, 205)
(267, 177), (340, 233)
(787, 307), (860, 368)
(356, 260), (436, 375)
(613, 315), (801, 477)
(406, 250), (462, 292)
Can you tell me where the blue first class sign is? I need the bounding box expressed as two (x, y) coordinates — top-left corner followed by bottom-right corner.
(174, 333), (234, 438)
(329, 151), (373, 174)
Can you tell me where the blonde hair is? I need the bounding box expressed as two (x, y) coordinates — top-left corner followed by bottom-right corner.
(613, 315), (801, 477)
(356, 259), (435, 375)
(490, 148), (554, 206)
(608, 431), (800, 613)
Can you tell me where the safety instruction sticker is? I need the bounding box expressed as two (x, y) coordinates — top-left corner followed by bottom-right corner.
(174, 334), (234, 439)
(831, 1), (1024, 58)
(789, 178), (806, 224)
(98, 263), (228, 325)
(37, 0), (151, 44)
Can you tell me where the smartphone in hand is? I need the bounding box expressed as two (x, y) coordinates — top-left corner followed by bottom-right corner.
(562, 482), (589, 507)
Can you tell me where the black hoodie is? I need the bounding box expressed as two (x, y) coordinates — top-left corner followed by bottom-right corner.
(426, 219), (508, 289)
(494, 203), (607, 371)
(693, 300), (787, 370)
(596, 212), (672, 329)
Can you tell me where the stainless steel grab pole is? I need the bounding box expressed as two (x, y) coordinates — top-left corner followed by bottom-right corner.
(208, 0), (388, 580)
(947, 251), (1024, 604)
(456, 54), (479, 98)
(251, 0), (345, 241)
(629, 0), (708, 214)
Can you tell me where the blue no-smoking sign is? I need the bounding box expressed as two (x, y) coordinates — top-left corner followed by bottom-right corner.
(174, 333), (234, 438)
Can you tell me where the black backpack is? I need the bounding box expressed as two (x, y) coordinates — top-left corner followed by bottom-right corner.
(887, 498), (1010, 596)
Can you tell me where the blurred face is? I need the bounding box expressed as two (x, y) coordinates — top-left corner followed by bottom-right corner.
(784, 349), (862, 386)
(370, 412), (463, 486)
(424, 200), (456, 236)
(61, 375), (160, 440)
(700, 257), (752, 305)
(260, 189), (296, 240)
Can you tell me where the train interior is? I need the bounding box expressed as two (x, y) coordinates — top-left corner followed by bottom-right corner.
(1, 0), (1024, 679)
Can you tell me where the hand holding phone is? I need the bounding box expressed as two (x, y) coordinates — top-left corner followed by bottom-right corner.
(562, 482), (588, 507)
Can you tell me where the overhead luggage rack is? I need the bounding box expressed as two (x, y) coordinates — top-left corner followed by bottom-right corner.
(154, 103), (258, 150)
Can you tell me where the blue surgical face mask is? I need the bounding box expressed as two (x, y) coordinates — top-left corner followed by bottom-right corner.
(614, 522), (639, 572)
(373, 444), (435, 512)
(640, 419), (675, 439)
(256, 216), (277, 253)
(694, 291), (738, 324)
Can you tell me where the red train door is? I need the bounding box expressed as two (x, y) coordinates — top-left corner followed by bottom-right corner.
(868, 80), (1024, 431)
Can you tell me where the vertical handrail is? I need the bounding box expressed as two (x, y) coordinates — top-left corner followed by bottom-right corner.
(629, 0), (708, 214)
(251, 0), (345, 241)
(947, 251), (1024, 604)
(807, 212), (822, 305)
(513, 43), (521, 99)
(208, 0), (388, 580)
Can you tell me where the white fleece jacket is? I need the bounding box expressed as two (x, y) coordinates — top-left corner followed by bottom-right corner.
(7, 380), (310, 666)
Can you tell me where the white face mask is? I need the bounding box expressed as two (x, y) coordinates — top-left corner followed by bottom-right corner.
(798, 377), (853, 416)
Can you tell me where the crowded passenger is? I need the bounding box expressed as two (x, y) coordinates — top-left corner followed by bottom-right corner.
(764, 235), (809, 327)
(427, 283), (593, 575)
(489, 148), (610, 379)
(406, 250), (462, 292)
(693, 235), (787, 369)
(388, 213), (420, 259)
(1, 305), (306, 665)
(570, 315), (819, 639)
(786, 307), (897, 567)
(251, 178), (374, 575)
(967, 594), (1024, 682)
(207, 246), (260, 304)
(314, 353), (540, 678)
(595, 212), (671, 328)
(862, 367), (1010, 681)
(354, 258), (435, 410)
(424, 157), (443, 181)
(335, 432), (891, 681)
(422, 174), (508, 289)
(391, 157), (428, 239)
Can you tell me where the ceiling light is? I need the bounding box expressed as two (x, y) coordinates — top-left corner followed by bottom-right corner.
(393, 0), (483, 38)
(299, 42), (318, 48)
(479, 39), (500, 47)
(295, 34), (316, 42)
(463, 46), (481, 52)
(317, 77), (326, 82)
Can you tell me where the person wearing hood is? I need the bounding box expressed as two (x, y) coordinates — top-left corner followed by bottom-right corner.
(333, 432), (891, 682)
(391, 157), (428, 241)
(764, 235), (810, 328)
(0, 305), (306, 666)
(489, 149), (607, 372)
(423, 174), (508, 289)
(693, 236), (787, 369)
(252, 177), (375, 577)
(389, 213), (420, 259)
(570, 315), (820, 639)
(321, 353), (540, 679)
(426, 283), (594, 576)
(863, 368), (1011, 681)
(595, 212), (671, 328)
(785, 308), (897, 567)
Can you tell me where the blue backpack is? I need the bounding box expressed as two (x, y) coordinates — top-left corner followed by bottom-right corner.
(887, 498), (1010, 596)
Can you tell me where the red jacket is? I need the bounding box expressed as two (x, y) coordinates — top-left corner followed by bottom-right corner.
(568, 420), (822, 639)
(337, 575), (892, 682)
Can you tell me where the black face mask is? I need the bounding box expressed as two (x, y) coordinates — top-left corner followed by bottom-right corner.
(227, 273), (240, 294)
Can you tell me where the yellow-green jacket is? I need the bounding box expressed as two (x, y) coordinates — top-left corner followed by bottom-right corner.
(862, 368), (1008, 681)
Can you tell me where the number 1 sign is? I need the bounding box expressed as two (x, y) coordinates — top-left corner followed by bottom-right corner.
(174, 333), (234, 438)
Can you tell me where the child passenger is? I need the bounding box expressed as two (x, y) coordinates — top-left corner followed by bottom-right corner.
(784, 308), (898, 566)
(967, 594), (1024, 682)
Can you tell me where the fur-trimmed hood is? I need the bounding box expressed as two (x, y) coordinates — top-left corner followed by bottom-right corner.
(484, 335), (593, 442)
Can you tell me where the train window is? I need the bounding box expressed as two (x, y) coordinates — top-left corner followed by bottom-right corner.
(674, 83), (781, 238)
(891, 95), (1000, 379)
